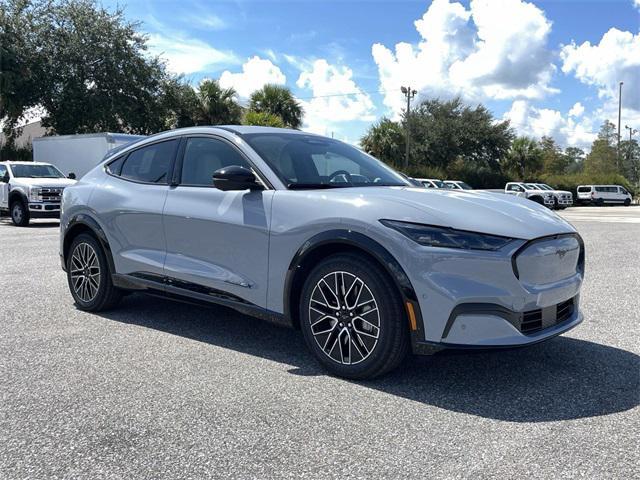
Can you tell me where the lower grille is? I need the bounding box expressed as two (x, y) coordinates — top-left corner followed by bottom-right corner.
(519, 297), (575, 335)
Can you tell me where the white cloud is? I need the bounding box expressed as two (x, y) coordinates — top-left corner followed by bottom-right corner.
(295, 59), (376, 136)
(219, 56), (286, 99)
(568, 102), (585, 118)
(184, 13), (226, 30)
(372, 0), (557, 117)
(503, 100), (597, 149)
(561, 28), (640, 112)
(634, 0), (640, 9)
(147, 33), (237, 75)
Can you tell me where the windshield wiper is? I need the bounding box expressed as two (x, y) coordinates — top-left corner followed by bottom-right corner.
(287, 183), (349, 190)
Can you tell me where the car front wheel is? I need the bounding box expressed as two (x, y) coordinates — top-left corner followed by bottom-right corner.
(67, 233), (122, 311)
(11, 201), (29, 226)
(300, 253), (409, 379)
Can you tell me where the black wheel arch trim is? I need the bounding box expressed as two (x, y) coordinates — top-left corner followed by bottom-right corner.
(63, 213), (115, 273)
(283, 229), (426, 345)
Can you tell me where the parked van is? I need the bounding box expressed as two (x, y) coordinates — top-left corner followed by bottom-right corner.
(576, 185), (632, 206)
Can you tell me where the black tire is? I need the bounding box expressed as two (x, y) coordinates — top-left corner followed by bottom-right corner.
(530, 196), (544, 205)
(66, 233), (122, 311)
(552, 197), (559, 210)
(624, 198), (631, 206)
(10, 200), (29, 226)
(299, 253), (409, 379)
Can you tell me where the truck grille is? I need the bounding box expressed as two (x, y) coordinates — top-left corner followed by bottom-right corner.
(40, 187), (64, 202)
(519, 297), (575, 335)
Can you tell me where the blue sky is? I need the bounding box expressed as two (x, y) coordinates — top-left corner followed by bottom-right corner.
(105, 0), (640, 149)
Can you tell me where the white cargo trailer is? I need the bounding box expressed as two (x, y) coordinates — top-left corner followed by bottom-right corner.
(33, 133), (145, 179)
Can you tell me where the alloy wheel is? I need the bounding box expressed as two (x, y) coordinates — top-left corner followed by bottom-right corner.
(12, 204), (23, 224)
(70, 242), (101, 303)
(308, 271), (380, 365)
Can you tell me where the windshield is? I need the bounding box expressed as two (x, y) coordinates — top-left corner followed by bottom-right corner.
(242, 133), (408, 189)
(525, 183), (540, 190)
(10, 164), (65, 179)
(538, 184), (553, 190)
(457, 182), (473, 190)
(429, 180), (446, 188)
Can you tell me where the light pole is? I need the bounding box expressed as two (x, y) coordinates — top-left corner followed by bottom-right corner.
(618, 81), (623, 170)
(625, 125), (637, 164)
(401, 86), (417, 168)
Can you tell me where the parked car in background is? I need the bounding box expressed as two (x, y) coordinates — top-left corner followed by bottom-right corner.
(33, 133), (145, 179)
(60, 126), (584, 379)
(415, 178), (447, 189)
(577, 185), (632, 206)
(525, 183), (573, 209)
(0, 161), (77, 226)
(505, 182), (554, 208)
(444, 180), (473, 190)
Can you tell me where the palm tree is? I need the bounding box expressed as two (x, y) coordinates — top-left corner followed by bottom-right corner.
(249, 84), (303, 129)
(360, 117), (405, 166)
(194, 79), (242, 125)
(503, 137), (543, 179)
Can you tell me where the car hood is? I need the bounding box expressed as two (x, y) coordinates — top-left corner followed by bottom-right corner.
(550, 190), (572, 195)
(317, 186), (575, 240)
(11, 177), (76, 188)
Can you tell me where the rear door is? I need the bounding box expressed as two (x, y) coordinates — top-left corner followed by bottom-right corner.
(89, 138), (179, 278)
(162, 135), (273, 308)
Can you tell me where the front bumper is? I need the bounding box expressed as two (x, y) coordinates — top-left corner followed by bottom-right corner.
(557, 196), (573, 206)
(28, 202), (61, 218)
(392, 232), (584, 353)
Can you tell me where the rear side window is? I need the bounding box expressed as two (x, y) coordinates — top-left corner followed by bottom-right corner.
(106, 156), (125, 176)
(595, 187), (605, 192)
(120, 140), (179, 184)
(180, 137), (251, 187)
(577, 186), (591, 193)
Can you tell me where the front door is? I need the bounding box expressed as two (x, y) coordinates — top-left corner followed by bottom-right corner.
(0, 165), (9, 209)
(162, 135), (273, 308)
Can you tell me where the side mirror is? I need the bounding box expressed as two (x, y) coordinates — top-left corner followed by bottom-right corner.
(213, 166), (263, 191)
(68, 172), (76, 180)
(0, 174), (9, 183)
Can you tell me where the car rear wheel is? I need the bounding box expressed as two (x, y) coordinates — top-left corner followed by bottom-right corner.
(11, 200), (29, 226)
(300, 253), (409, 379)
(67, 233), (122, 311)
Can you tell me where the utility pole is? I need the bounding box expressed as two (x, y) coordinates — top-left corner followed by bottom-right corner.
(618, 81), (623, 170)
(401, 86), (417, 168)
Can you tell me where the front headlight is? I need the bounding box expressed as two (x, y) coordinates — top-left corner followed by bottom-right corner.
(380, 220), (515, 251)
(29, 187), (42, 202)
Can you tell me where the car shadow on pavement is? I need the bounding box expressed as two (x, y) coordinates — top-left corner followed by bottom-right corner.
(98, 293), (639, 423)
(0, 218), (60, 228)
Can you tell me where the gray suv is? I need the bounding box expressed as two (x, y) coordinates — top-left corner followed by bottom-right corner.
(60, 127), (585, 379)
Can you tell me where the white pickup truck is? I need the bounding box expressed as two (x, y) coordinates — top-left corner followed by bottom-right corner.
(526, 183), (573, 209)
(0, 161), (77, 226)
(505, 182), (554, 208)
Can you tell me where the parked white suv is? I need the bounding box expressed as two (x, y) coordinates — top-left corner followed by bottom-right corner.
(577, 185), (632, 206)
(415, 178), (447, 189)
(526, 183), (573, 209)
(505, 182), (554, 208)
(0, 161), (77, 226)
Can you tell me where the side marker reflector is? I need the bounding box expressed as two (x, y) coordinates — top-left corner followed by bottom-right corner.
(406, 302), (417, 331)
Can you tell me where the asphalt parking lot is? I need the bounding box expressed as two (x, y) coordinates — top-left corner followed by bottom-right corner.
(1, 206), (638, 479)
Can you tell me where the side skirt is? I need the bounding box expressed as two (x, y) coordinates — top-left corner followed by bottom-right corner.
(112, 273), (290, 328)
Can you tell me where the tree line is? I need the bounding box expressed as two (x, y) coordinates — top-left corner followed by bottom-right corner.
(361, 99), (639, 193)
(0, 0), (303, 141)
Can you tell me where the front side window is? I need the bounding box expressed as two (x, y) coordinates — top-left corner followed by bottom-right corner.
(456, 182), (473, 190)
(10, 164), (65, 179)
(181, 137), (252, 187)
(0, 165), (7, 180)
(120, 140), (178, 184)
(243, 133), (407, 189)
(620, 187), (629, 195)
(507, 184), (523, 192)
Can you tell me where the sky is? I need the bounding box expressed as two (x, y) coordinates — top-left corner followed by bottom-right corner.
(103, 0), (640, 149)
